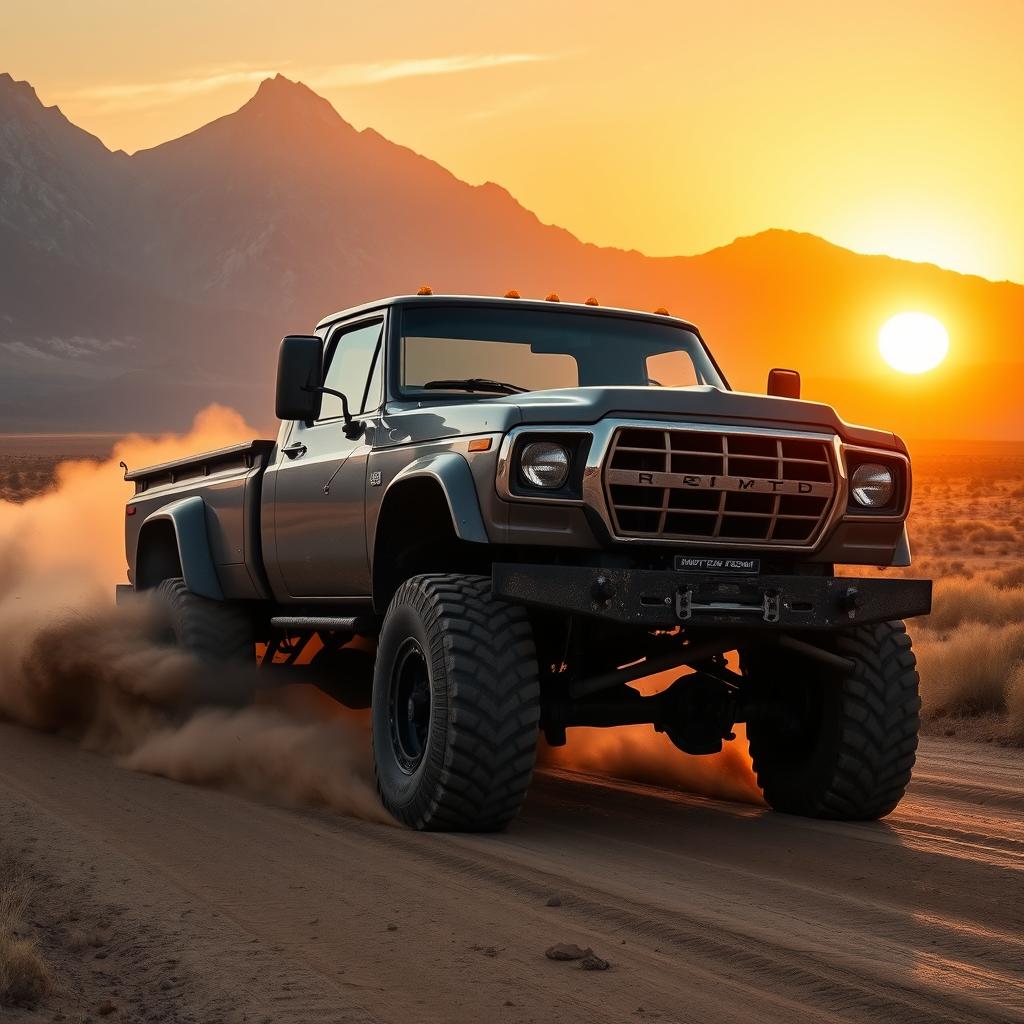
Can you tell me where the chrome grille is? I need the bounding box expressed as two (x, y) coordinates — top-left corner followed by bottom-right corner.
(603, 426), (836, 546)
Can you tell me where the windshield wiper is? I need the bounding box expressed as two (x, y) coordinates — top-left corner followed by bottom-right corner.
(421, 377), (528, 395)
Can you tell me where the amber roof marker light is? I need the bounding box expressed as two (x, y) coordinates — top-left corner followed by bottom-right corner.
(504, 290), (521, 299)
(585, 296), (599, 306)
(417, 285), (433, 295)
(545, 292), (561, 302)
(654, 306), (670, 315)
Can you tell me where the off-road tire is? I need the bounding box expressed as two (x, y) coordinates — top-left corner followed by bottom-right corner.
(371, 574), (540, 831)
(745, 620), (920, 820)
(151, 577), (255, 706)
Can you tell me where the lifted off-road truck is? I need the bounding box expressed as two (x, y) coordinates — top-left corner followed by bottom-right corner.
(120, 294), (931, 830)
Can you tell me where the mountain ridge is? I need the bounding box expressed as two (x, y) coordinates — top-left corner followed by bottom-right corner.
(3, 71), (1020, 284)
(1, 71), (1021, 438)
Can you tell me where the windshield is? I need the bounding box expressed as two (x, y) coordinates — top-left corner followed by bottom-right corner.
(398, 306), (725, 396)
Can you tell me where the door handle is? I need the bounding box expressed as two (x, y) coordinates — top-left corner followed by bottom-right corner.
(282, 442), (307, 460)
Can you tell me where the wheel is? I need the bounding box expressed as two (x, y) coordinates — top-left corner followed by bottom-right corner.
(371, 574), (540, 831)
(150, 577), (255, 706)
(744, 620), (920, 820)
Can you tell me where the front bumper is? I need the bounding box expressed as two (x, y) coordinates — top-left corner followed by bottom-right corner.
(492, 563), (932, 630)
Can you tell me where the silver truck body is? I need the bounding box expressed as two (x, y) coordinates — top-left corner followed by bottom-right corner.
(123, 295), (921, 620)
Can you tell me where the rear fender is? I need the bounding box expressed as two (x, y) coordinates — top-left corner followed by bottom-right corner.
(136, 495), (224, 600)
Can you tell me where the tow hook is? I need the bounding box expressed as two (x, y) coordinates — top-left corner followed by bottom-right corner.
(675, 587), (781, 624)
(591, 575), (617, 608)
(841, 586), (864, 619)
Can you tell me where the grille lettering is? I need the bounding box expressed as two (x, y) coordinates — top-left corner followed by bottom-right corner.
(615, 469), (832, 498)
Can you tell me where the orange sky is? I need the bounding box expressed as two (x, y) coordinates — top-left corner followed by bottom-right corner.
(7, 0), (1023, 284)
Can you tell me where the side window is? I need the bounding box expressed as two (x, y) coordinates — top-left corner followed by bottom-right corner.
(321, 321), (384, 419)
(646, 350), (701, 388)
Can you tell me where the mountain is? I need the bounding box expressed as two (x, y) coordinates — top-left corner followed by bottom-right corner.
(2, 71), (1022, 438)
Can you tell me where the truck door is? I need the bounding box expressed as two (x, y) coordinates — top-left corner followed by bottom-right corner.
(269, 317), (384, 598)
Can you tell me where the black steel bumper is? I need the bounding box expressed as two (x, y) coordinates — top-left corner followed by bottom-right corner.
(492, 563), (932, 630)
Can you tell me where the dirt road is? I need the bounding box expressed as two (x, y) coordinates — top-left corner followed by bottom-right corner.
(1, 724), (1021, 1024)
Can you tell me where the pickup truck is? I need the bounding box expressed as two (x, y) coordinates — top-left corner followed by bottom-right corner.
(120, 293), (932, 831)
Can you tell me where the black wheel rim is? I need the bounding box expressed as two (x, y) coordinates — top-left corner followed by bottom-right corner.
(750, 666), (827, 763)
(776, 678), (822, 756)
(388, 639), (432, 774)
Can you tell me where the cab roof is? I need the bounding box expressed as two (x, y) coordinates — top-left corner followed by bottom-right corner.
(315, 294), (701, 334)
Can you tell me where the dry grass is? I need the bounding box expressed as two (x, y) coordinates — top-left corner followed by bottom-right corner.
(915, 624), (1024, 718)
(0, 852), (52, 1007)
(898, 441), (1024, 743)
(925, 578), (1024, 632)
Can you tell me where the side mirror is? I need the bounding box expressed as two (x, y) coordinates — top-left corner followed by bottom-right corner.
(276, 335), (324, 421)
(767, 368), (801, 400)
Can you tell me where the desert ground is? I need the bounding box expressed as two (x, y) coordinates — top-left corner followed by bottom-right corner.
(2, 724), (1022, 1024)
(0, 433), (1022, 1022)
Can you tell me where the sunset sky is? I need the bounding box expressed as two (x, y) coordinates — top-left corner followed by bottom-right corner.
(7, 0), (1024, 284)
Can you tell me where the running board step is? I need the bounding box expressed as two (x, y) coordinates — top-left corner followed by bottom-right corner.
(270, 615), (378, 635)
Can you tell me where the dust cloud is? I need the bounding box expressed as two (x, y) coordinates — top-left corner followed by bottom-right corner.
(0, 407), (391, 825)
(0, 405), (762, 819)
(543, 727), (762, 806)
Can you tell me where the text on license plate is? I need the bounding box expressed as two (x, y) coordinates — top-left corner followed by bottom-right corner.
(674, 556), (761, 575)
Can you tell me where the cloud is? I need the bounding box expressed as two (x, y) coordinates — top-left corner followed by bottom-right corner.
(61, 54), (555, 114)
(308, 53), (551, 88)
(1, 336), (135, 362)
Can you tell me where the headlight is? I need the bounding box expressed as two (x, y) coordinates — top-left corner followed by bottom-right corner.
(850, 463), (895, 508)
(519, 441), (570, 489)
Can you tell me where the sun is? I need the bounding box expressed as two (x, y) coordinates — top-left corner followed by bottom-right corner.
(878, 312), (949, 374)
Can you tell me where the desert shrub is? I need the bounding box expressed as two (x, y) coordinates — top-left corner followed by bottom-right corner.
(991, 564), (1024, 589)
(968, 524), (1016, 543)
(943, 521), (967, 541)
(0, 855), (52, 1006)
(0, 938), (51, 1006)
(924, 577), (1024, 632)
(916, 623), (1024, 717)
(887, 557), (973, 581)
(1006, 665), (1024, 745)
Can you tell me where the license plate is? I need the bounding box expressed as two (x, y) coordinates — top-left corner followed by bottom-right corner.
(674, 556), (761, 575)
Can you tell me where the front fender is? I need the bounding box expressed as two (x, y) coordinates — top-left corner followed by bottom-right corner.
(383, 452), (489, 545)
(137, 495), (224, 600)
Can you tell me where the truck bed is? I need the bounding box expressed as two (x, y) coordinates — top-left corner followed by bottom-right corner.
(124, 440), (276, 599)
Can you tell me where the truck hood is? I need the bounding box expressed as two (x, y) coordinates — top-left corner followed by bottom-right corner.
(507, 385), (904, 452)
